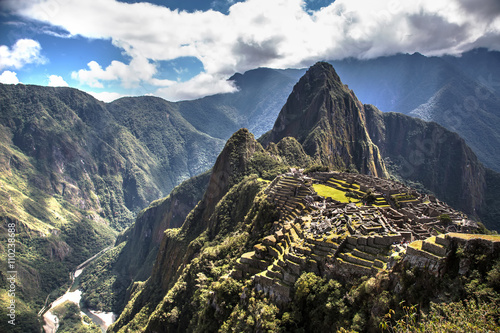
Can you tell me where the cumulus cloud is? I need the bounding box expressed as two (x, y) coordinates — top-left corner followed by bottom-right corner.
(87, 91), (126, 103)
(47, 74), (68, 87)
(0, 71), (20, 84)
(71, 55), (175, 89)
(155, 72), (238, 101)
(0, 39), (46, 70)
(12, 0), (500, 100)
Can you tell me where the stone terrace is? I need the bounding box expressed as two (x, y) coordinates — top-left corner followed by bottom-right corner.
(231, 170), (480, 302)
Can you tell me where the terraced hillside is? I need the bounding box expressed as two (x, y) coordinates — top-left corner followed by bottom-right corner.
(232, 169), (480, 302)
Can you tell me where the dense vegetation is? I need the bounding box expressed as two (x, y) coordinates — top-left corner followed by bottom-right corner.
(110, 180), (500, 332)
(79, 243), (128, 313)
(0, 83), (224, 332)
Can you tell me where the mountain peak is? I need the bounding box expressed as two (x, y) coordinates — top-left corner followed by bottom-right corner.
(261, 63), (388, 178)
(307, 61), (343, 84)
(200, 128), (263, 219)
(291, 62), (345, 102)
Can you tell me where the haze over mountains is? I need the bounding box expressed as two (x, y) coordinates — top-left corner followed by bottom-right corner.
(223, 48), (500, 173)
(159, 48), (500, 173)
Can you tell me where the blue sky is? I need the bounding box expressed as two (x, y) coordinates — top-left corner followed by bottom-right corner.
(1, 0), (499, 102)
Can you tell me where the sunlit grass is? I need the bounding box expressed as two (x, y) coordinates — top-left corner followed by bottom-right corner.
(409, 240), (423, 250)
(313, 184), (359, 204)
(446, 233), (500, 242)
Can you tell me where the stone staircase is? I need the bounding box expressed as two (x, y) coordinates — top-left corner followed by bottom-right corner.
(266, 175), (313, 222)
(404, 234), (449, 275)
(333, 235), (395, 275)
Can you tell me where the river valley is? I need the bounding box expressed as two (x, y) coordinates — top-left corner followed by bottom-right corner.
(41, 247), (116, 333)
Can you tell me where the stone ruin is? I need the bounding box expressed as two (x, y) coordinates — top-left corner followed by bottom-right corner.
(231, 169), (481, 303)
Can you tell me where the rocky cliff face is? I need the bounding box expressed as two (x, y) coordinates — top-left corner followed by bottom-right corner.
(114, 171), (210, 284)
(408, 75), (500, 173)
(149, 129), (263, 291)
(261, 62), (388, 178)
(110, 129), (270, 331)
(365, 105), (487, 217)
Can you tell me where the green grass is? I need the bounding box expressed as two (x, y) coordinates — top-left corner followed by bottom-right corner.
(408, 240), (423, 250)
(313, 184), (357, 203)
(391, 193), (416, 201)
(446, 233), (500, 242)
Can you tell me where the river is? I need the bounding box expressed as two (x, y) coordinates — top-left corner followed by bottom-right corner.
(41, 246), (117, 333)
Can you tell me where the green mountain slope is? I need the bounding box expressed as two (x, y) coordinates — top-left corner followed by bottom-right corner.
(0, 84), (224, 332)
(108, 96), (224, 183)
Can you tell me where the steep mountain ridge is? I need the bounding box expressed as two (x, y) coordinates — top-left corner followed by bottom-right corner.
(331, 49), (500, 171)
(365, 106), (486, 217)
(261, 62), (387, 178)
(109, 129), (271, 331)
(149, 129), (266, 290)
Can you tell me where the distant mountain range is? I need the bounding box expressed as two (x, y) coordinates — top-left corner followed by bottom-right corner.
(331, 48), (500, 173)
(219, 48), (500, 172)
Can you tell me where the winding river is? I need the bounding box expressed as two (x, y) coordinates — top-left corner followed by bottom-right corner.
(41, 246), (116, 333)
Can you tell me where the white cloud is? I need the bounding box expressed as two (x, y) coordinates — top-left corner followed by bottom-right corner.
(87, 91), (126, 103)
(47, 74), (68, 87)
(71, 55), (175, 89)
(0, 39), (46, 70)
(155, 72), (238, 101)
(13, 0), (500, 100)
(0, 71), (20, 84)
